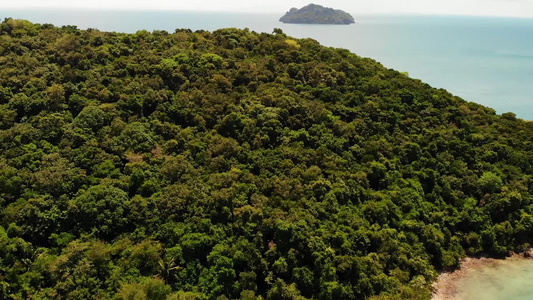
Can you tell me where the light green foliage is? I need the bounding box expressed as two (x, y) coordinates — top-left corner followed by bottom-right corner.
(0, 18), (531, 300)
(118, 277), (172, 300)
(478, 171), (503, 194)
(284, 39), (301, 50)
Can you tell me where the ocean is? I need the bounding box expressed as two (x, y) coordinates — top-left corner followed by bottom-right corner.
(2, 10), (533, 120)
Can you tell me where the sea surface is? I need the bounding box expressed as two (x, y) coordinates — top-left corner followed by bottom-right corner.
(2, 10), (533, 120)
(455, 259), (533, 300)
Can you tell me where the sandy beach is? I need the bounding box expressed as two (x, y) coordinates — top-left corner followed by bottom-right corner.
(431, 252), (532, 300)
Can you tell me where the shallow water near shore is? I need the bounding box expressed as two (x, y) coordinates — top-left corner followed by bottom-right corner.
(454, 259), (533, 300)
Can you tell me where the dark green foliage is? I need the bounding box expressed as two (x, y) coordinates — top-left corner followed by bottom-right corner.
(0, 18), (532, 299)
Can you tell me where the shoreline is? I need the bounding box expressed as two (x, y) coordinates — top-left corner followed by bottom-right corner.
(431, 251), (532, 300)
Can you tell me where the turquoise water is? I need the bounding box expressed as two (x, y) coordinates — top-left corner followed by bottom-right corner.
(455, 259), (533, 300)
(2, 10), (533, 120)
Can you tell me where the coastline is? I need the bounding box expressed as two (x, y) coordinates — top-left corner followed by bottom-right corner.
(431, 251), (533, 300)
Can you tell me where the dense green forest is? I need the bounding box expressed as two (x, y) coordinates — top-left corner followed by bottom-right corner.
(0, 18), (532, 299)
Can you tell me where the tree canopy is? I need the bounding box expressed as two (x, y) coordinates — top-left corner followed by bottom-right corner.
(0, 18), (532, 299)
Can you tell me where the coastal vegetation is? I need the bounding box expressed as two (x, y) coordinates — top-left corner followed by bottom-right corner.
(279, 4), (355, 25)
(0, 18), (532, 299)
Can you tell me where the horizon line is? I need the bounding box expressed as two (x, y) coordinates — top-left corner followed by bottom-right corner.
(1, 7), (532, 20)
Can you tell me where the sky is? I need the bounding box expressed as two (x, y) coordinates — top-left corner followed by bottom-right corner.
(2, 0), (533, 18)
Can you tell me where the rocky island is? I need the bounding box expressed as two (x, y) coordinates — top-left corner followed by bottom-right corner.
(279, 4), (355, 24)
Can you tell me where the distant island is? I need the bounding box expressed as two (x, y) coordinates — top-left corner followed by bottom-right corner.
(279, 4), (355, 24)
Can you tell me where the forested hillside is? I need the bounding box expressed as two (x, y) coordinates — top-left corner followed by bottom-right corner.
(0, 18), (532, 299)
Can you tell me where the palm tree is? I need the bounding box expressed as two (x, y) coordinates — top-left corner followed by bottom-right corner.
(157, 257), (182, 284)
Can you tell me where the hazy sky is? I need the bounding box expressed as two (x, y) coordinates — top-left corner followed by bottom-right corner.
(3, 0), (533, 18)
